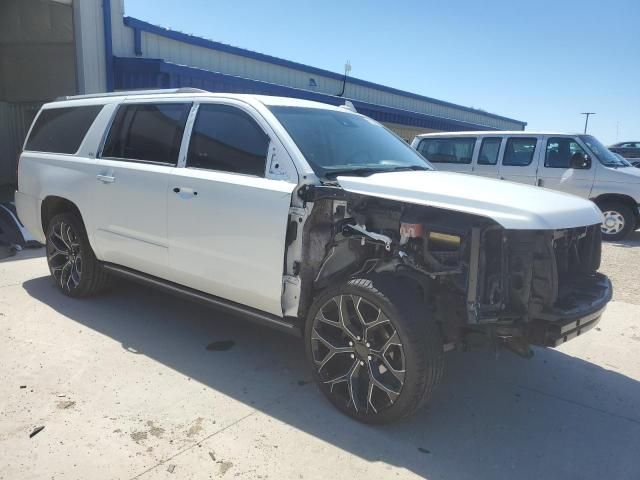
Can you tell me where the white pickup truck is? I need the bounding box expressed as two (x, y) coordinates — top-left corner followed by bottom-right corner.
(16, 89), (612, 423)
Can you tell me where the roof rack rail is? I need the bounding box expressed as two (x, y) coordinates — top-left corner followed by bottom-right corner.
(54, 87), (208, 102)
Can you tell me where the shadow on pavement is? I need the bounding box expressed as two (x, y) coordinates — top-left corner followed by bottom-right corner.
(607, 229), (640, 248)
(23, 276), (640, 480)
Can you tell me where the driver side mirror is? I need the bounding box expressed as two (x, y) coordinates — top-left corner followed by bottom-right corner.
(570, 152), (591, 169)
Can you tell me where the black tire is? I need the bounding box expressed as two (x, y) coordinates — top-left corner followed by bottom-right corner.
(45, 212), (111, 297)
(598, 202), (635, 241)
(304, 275), (443, 424)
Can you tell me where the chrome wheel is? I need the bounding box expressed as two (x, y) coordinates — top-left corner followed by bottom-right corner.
(47, 221), (82, 292)
(310, 294), (406, 414)
(601, 210), (625, 236)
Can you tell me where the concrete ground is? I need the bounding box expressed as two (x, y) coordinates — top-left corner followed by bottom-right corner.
(1, 240), (640, 480)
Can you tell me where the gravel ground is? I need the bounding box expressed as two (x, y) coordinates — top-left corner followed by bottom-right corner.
(601, 230), (640, 305)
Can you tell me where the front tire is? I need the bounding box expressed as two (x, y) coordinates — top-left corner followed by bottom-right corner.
(599, 202), (635, 241)
(45, 212), (111, 297)
(304, 275), (443, 424)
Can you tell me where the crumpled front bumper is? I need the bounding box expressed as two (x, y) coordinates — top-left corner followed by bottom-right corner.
(526, 273), (612, 347)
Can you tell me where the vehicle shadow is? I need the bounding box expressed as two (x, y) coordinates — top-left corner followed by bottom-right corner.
(606, 229), (640, 248)
(22, 276), (640, 480)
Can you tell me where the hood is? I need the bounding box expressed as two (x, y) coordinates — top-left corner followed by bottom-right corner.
(601, 165), (640, 183)
(337, 170), (603, 230)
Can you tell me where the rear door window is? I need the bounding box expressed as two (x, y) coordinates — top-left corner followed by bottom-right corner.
(102, 103), (191, 165)
(545, 137), (588, 168)
(25, 105), (103, 154)
(186, 104), (269, 176)
(477, 137), (502, 165)
(502, 138), (537, 166)
(417, 137), (476, 164)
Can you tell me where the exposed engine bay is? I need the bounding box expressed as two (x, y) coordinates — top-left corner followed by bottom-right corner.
(284, 185), (611, 357)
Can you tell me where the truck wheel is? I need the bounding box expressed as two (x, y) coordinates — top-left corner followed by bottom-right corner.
(599, 202), (635, 241)
(304, 275), (443, 424)
(45, 212), (111, 297)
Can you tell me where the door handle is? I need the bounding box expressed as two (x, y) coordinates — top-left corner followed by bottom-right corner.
(173, 187), (198, 196)
(97, 174), (115, 183)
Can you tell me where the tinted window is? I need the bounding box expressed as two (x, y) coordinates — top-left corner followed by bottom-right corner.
(187, 104), (269, 176)
(503, 138), (537, 166)
(25, 105), (103, 154)
(477, 137), (502, 165)
(102, 103), (191, 165)
(545, 137), (587, 168)
(269, 106), (430, 178)
(417, 137), (476, 164)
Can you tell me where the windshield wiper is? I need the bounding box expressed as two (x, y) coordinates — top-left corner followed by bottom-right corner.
(324, 167), (386, 178)
(324, 165), (429, 179)
(389, 165), (430, 172)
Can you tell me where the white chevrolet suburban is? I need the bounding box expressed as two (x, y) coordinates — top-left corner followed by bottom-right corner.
(17, 89), (612, 423)
(412, 131), (640, 241)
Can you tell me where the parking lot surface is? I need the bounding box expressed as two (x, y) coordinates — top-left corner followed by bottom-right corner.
(1, 233), (640, 480)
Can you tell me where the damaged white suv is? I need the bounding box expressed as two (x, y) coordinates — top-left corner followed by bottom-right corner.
(17, 89), (612, 423)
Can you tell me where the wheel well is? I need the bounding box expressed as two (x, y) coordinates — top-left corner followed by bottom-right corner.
(41, 196), (84, 233)
(592, 194), (638, 217)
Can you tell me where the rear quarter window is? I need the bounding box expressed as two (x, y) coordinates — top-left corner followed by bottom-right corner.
(417, 137), (476, 164)
(25, 105), (103, 154)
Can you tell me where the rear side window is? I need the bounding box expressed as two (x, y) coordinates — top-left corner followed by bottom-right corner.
(417, 137), (476, 164)
(477, 137), (502, 165)
(25, 105), (103, 154)
(502, 138), (537, 166)
(187, 104), (269, 176)
(102, 103), (191, 165)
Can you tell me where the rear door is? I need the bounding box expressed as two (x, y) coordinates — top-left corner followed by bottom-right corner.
(471, 136), (502, 178)
(166, 101), (296, 316)
(537, 135), (595, 198)
(498, 136), (541, 185)
(93, 101), (191, 278)
(415, 136), (475, 174)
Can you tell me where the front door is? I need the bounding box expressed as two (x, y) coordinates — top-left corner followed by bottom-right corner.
(167, 102), (296, 316)
(93, 102), (191, 278)
(537, 136), (595, 198)
(498, 136), (541, 185)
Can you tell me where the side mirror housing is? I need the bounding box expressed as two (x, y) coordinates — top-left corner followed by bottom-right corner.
(570, 153), (591, 169)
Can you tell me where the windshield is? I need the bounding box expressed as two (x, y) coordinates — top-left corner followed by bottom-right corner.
(580, 135), (631, 167)
(269, 106), (431, 178)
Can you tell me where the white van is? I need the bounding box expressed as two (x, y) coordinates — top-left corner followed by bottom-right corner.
(411, 132), (640, 240)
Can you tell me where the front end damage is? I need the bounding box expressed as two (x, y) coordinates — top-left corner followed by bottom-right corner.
(291, 185), (612, 357)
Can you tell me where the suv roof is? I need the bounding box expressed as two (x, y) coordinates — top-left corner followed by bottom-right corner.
(415, 130), (583, 138)
(47, 88), (348, 112)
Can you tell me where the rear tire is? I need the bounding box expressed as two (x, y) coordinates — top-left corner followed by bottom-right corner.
(304, 275), (443, 424)
(45, 212), (111, 297)
(598, 202), (635, 241)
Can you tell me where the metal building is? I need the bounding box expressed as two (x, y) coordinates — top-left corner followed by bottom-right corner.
(0, 0), (526, 190)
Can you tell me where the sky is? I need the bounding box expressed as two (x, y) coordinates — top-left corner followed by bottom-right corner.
(123, 0), (640, 144)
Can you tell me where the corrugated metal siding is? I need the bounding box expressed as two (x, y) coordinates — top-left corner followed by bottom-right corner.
(0, 102), (40, 186)
(109, 8), (524, 131)
(132, 29), (519, 130)
(73, 0), (107, 93)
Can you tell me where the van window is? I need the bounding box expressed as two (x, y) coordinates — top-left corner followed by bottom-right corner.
(545, 137), (588, 168)
(417, 137), (476, 164)
(25, 105), (103, 154)
(102, 103), (191, 165)
(477, 137), (501, 165)
(187, 104), (269, 176)
(503, 138), (537, 166)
